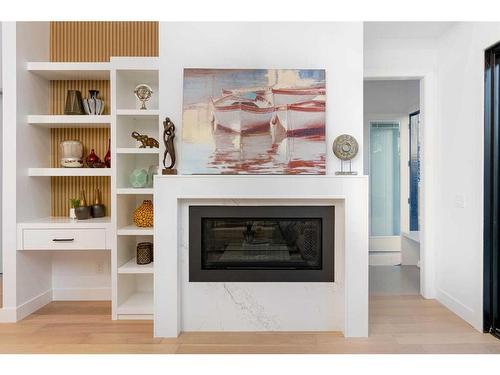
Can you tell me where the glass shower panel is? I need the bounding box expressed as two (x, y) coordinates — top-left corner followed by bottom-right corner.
(370, 122), (401, 236)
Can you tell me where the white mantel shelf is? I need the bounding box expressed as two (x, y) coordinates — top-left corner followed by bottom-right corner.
(154, 174), (369, 338)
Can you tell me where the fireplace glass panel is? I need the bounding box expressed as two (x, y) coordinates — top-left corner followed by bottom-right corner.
(201, 218), (322, 270)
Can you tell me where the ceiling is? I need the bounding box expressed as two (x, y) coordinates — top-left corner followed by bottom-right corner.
(364, 22), (456, 39)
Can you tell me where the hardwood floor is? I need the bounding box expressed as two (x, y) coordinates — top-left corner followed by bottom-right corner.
(0, 295), (499, 353)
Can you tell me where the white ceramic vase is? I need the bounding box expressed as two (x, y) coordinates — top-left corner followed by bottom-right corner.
(83, 90), (105, 115)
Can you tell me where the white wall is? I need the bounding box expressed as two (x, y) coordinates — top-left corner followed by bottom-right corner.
(160, 22), (364, 175)
(364, 21), (500, 331)
(435, 22), (500, 331)
(51, 252), (111, 300)
(364, 24), (439, 76)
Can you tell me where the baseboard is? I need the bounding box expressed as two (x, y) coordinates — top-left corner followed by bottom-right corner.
(369, 251), (401, 266)
(52, 287), (111, 301)
(16, 289), (52, 321)
(436, 288), (481, 331)
(117, 314), (153, 320)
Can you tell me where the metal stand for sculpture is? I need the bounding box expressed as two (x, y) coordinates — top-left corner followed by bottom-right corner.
(162, 117), (177, 175)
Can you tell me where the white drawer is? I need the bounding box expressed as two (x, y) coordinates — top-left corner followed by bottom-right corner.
(22, 228), (107, 250)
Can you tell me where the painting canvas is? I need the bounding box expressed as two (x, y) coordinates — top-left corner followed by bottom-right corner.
(181, 68), (326, 174)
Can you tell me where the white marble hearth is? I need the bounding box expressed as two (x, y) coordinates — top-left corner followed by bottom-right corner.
(154, 175), (368, 337)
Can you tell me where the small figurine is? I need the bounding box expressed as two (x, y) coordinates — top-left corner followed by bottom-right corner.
(162, 117), (177, 175)
(134, 84), (153, 110)
(131, 131), (159, 148)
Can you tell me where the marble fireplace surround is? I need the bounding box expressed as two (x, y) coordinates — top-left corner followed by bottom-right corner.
(154, 175), (368, 338)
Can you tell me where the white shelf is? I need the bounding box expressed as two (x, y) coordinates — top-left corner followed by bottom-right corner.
(116, 109), (159, 118)
(27, 62), (110, 80)
(28, 115), (111, 128)
(116, 291), (153, 315)
(118, 258), (153, 274)
(28, 168), (112, 177)
(117, 225), (154, 236)
(117, 188), (154, 195)
(116, 147), (160, 154)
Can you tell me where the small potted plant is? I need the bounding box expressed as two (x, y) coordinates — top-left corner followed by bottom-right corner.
(69, 198), (80, 220)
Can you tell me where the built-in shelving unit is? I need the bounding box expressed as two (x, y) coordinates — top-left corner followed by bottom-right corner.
(28, 115), (111, 128)
(4, 23), (160, 326)
(19, 56), (159, 321)
(28, 168), (113, 177)
(112, 57), (160, 320)
(27, 62), (110, 80)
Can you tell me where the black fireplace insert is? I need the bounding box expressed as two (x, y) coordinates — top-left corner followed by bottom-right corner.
(189, 206), (334, 282)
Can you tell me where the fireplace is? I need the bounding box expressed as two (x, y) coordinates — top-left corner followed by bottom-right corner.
(189, 206), (334, 282)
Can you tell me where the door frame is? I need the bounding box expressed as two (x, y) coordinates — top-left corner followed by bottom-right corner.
(364, 70), (438, 299)
(483, 42), (500, 336)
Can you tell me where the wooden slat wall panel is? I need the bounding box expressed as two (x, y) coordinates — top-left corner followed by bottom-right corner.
(51, 177), (111, 217)
(49, 21), (158, 216)
(50, 22), (158, 62)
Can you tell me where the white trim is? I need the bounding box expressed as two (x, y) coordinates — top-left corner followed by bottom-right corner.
(117, 314), (153, 320)
(16, 289), (52, 321)
(437, 288), (480, 331)
(1, 22), (17, 313)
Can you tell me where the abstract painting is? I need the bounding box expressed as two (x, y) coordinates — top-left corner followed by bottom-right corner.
(181, 69), (326, 174)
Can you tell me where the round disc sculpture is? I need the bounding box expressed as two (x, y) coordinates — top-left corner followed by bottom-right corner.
(332, 134), (359, 175)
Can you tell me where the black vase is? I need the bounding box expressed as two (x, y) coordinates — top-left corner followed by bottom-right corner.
(91, 204), (106, 218)
(74, 206), (91, 220)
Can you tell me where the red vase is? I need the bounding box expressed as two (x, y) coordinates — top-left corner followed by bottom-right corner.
(86, 149), (101, 168)
(104, 139), (111, 168)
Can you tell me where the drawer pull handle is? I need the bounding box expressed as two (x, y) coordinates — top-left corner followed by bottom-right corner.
(52, 238), (75, 242)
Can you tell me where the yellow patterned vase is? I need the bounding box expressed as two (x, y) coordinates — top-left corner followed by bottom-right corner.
(133, 200), (154, 227)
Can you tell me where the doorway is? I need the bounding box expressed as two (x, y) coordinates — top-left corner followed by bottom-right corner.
(364, 79), (421, 296)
